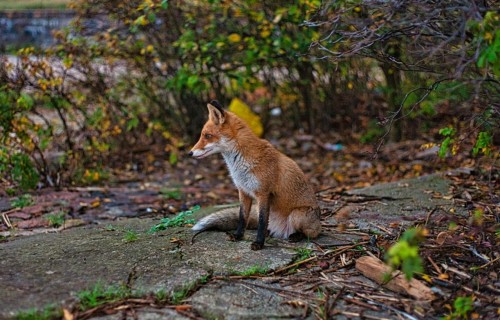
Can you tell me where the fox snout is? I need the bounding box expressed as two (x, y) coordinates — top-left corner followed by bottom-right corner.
(189, 145), (215, 159)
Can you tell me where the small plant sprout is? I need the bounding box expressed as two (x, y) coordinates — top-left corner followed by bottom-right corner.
(160, 187), (182, 200)
(385, 227), (427, 280)
(46, 211), (66, 228)
(123, 229), (139, 242)
(443, 296), (474, 320)
(154, 289), (168, 303)
(294, 247), (313, 261)
(11, 194), (34, 208)
(170, 281), (199, 305)
(149, 205), (199, 233)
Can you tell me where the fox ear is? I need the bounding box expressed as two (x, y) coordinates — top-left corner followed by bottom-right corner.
(207, 101), (225, 125)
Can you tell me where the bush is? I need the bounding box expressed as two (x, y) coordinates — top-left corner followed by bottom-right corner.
(1, 0), (496, 190)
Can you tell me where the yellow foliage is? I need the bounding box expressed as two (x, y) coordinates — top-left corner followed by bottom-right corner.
(421, 274), (432, 283)
(260, 30), (271, 38)
(484, 32), (493, 43)
(420, 142), (436, 149)
(111, 125), (122, 135)
(228, 33), (242, 43)
(228, 98), (263, 137)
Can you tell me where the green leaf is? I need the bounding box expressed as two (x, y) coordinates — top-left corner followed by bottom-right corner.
(438, 127), (455, 136)
(186, 75), (199, 89)
(11, 153), (39, 191)
(453, 296), (473, 317)
(385, 228), (425, 280)
(169, 152), (178, 165)
(147, 12), (156, 23)
(472, 131), (493, 156)
(438, 136), (453, 158)
(16, 93), (34, 110)
(126, 117), (139, 131)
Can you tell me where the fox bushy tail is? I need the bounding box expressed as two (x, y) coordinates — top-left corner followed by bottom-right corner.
(191, 206), (259, 243)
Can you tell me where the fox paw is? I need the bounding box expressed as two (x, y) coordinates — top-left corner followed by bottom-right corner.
(226, 232), (243, 241)
(288, 232), (305, 243)
(251, 241), (264, 250)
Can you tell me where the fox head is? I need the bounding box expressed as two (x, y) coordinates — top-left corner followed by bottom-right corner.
(189, 101), (233, 159)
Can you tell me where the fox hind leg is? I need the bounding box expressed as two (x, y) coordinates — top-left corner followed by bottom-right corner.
(251, 194), (271, 250)
(231, 190), (253, 241)
(289, 207), (321, 240)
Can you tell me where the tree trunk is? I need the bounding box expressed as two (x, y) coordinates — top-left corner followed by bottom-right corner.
(381, 43), (404, 142)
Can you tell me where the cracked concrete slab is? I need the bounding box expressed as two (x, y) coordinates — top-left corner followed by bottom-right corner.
(0, 207), (296, 318)
(0, 174), (466, 319)
(91, 308), (191, 320)
(342, 173), (467, 229)
(191, 279), (306, 320)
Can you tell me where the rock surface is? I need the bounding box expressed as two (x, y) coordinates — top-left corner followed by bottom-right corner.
(0, 174), (463, 319)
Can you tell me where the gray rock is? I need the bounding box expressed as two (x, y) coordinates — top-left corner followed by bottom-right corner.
(191, 280), (305, 320)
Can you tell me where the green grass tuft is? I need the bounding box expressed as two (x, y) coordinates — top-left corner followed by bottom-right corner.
(234, 264), (270, 277)
(122, 229), (139, 242)
(77, 283), (131, 311)
(15, 304), (61, 320)
(11, 194), (34, 208)
(46, 211), (66, 227)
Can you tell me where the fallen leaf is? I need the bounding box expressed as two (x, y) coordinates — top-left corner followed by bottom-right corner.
(90, 199), (101, 208)
(284, 300), (307, 307)
(8, 212), (32, 220)
(438, 273), (449, 280)
(175, 305), (192, 311)
(337, 223), (346, 231)
(63, 308), (74, 320)
(206, 191), (219, 199)
(15, 217), (48, 229)
(335, 206), (353, 221)
(435, 231), (450, 245)
(60, 219), (87, 230)
(421, 274), (432, 283)
(461, 191), (472, 201)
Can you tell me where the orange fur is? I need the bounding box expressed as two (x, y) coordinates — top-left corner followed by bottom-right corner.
(190, 101), (321, 250)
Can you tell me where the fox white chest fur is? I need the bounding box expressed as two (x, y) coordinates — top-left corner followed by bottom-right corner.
(221, 139), (260, 198)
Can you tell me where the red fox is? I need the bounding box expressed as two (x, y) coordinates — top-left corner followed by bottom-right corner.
(189, 101), (321, 250)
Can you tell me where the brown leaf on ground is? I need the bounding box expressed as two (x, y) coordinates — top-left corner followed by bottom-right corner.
(335, 205), (359, 221)
(15, 217), (49, 229)
(435, 231), (451, 245)
(8, 212), (32, 220)
(20, 204), (48, 216)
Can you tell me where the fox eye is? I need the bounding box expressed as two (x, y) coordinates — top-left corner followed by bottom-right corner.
(204, 133), (212, 139)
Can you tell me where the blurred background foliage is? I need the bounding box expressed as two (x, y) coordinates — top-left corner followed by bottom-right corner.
(0, 0), (498, 191)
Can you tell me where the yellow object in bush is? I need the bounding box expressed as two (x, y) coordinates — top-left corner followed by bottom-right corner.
(228, 98), (263, 137)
